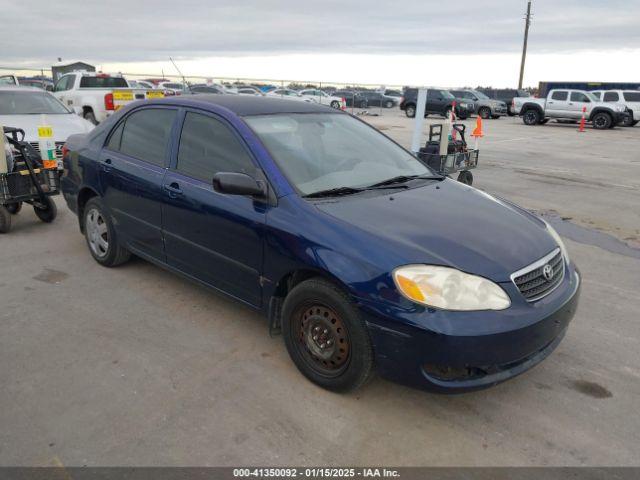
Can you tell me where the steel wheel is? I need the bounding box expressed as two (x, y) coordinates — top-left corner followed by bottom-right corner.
(294, 303), (350, 378)
(405, 105), (416, 118)
(85, 207), (109, 258)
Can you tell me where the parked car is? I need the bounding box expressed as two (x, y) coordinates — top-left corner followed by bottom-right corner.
(477, 88), (530, 115)
(157, 81), (186, 95)
(267, 89), (312, 102)
(237, 87), (264, 96)
(591, 90), (640, 127)
(333, 90), (368, 108)
(513, 89), (630, 129)
(61, 95), (580, 393)
(383, 89), (403, 98)
(127, 79), (156, 90)
(0, 75), (19, 86)
(0, 86), (94, 170)
(186, 84), (228, 95)
(52, 71), (154, 124)
(298, 89), (344, 109)
(450, 89), (508, 119)
(400, 88), (473, 119)
(17, 78), (54, 91)
(357, 91), (399, 108)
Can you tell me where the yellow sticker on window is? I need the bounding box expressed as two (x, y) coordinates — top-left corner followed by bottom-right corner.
(113, 90), (134, 101)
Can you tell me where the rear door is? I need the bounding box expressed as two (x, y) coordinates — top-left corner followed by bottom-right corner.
(162, 109), (266, 306)
(546, 90), (569, 116)
(99, 106), (178, 261)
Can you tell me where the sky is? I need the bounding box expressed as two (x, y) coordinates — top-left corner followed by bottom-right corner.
(3, 0), (640, 88)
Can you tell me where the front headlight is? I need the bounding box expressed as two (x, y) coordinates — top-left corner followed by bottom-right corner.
(544, 221), (570, 263)
(393, 265), (511, 311)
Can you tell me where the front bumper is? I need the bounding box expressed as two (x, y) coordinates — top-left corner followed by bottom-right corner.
(614, 111), (631, 124)
(361, 265), (581, 393)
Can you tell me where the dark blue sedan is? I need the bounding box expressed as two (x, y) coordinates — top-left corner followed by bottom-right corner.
(61, 95), (580, 393)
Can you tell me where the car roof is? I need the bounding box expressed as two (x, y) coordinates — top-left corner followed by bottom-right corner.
(0, 85), (45, 93)
(154, 94), (333, 116)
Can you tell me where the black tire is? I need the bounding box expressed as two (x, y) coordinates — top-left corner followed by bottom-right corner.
(478, 107), (491, 119)
(282, 278), (374, 392)
(5, 202), (22, 214)
(33, 197), (57, 223)
(507, 105), (516, 116)
(405, 104), (416, 118)
(457, 171), (473, 185)
(83, 197), (131, 267)
(0, 206), (11, 233)
(84, 110), (98, 125)
(523, 109), (541, 125)
(592, 112), (612, 130)
(330, 100), (340, 109)
(384, 100), (394, 109)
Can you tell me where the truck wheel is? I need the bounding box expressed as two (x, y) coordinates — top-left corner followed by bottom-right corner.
(384, 100), (394, 108)
(5, 202), (22, 214)
(84, 110), (98, 125)
(523, 109), (541, 125)
(479, 107), (491, 119)
(330, 100), (340, 109)
(282, 278), (374, 392)
(83, 197), (131, 267)
(0, 206), (11, 233)
(457, 171), (473, 185)
(592, 112), (612, 130)
(405, 104), (416, 118)
(33, 197), (57, 223)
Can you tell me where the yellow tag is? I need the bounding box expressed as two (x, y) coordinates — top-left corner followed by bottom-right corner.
(38, 126), (53, 138)
(113, 90), (134, 101)
(146, 91), (165, 99)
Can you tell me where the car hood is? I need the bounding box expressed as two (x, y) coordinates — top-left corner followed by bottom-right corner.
(0, 114), (94, 142)
(313, 180), (557, 282)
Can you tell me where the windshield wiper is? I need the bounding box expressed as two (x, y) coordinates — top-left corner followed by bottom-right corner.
(303, 186), (364, 198)
(366, 174), (444, 188)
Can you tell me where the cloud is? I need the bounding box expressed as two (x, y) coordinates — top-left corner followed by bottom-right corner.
(3, 0), (639, 67)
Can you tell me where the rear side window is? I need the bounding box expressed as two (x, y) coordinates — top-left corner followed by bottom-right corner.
(570, 92), (590, 102)
(551, 91), (568, 101)
(79, 76), (129, 88)
(106, 122), (124, 150)
(119, 108), (177, 166)
(623, 92), (640, 102)
(176, 112), (255, 182)
(603, 92), (619, 102)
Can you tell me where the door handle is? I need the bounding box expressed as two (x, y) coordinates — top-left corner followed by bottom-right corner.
(101, 158), (112, 172)
(164, 182), (183, 197)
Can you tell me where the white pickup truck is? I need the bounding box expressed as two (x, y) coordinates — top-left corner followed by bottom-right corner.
(591, 90), (640, 127)
(513, 89), (630, 129)
(52, 71), (163, 124)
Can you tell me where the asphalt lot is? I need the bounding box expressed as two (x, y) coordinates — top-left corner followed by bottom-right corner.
(1, 110), (639, 467)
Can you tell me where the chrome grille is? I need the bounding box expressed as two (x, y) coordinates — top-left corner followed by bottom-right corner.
(28, 142), (65, 159)
(512, 248), (565, 302)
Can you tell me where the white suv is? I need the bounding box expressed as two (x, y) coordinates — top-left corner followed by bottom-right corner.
(592, 90), (640, 127)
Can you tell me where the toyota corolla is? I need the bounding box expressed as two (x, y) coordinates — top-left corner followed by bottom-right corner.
(60, 96), (580, 393)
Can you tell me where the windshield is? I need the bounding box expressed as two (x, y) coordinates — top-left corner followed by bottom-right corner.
(473, 91), (490, 100)
(245, 113), (432, 196)
(441, 90), (455, 100)
(0, 91), (71, 114)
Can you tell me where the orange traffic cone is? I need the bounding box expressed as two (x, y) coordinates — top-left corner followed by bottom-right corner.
(471, 116), (484, 150)
(578, 107), (587, 132)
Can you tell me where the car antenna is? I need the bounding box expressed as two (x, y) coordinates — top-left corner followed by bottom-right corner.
(169, 57), (192, 93)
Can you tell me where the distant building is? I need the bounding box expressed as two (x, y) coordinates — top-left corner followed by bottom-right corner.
(51, 61), (95, 82)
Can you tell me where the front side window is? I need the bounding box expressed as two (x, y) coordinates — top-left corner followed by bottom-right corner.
(176, 112), (255, 182)
(603, 92), (620, 102)
(245, 113), (431, 196)
(119, 108), (177, 166)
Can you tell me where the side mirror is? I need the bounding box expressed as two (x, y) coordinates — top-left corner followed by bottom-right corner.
(213, 172), (266, 197)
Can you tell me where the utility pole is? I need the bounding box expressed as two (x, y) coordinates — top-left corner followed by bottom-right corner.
(518, 0), (532, 89)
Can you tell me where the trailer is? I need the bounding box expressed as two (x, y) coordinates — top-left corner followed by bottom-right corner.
(538, 81), (640, 98)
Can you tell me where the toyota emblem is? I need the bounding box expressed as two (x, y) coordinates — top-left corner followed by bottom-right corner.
(542, 264), (554, 281)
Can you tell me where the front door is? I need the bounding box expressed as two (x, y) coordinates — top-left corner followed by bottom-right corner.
(162, 110), (266, 307)
(568, 91), (592, 119)
(99, 106), (178, 260)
